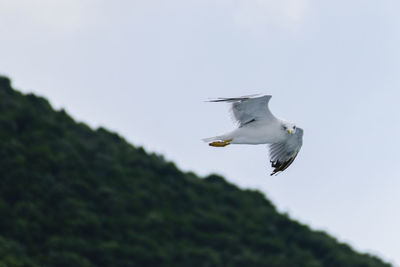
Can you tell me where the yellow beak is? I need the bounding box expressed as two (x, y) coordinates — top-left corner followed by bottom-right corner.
(288, 129), (292, 134)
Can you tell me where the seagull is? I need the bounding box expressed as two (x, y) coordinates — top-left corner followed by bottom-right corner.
(204, 95), (304, 176)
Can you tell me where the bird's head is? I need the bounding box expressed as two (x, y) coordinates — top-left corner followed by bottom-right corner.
(282, 123), (296, 135)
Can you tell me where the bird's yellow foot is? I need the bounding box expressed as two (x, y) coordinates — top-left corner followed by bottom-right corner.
(209, 139), (232, 147)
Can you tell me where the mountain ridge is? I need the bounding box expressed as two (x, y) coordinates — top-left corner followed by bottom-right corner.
(0, 76), (391, 267)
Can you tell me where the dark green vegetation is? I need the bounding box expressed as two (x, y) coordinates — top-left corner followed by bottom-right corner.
(0, 76), (391, 267)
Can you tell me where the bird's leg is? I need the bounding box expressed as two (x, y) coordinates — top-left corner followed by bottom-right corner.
(209, 139), (233, 147)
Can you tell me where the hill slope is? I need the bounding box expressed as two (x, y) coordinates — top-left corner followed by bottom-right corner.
(0, 76), (391, 267)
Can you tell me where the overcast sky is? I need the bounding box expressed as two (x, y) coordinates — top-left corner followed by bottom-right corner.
(1, 0), (400, 264)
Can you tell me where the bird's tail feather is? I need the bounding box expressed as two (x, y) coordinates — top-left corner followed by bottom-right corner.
(202, 135), (223, 143)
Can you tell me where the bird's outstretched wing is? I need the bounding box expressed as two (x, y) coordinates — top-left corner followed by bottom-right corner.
(208, 94), (277, 127)
(269, 128), (304, 176)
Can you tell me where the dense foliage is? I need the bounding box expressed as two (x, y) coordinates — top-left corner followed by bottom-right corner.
(0, 76), (391, 266)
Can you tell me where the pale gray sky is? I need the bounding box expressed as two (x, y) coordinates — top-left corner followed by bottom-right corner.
(1, 0), (399, 264)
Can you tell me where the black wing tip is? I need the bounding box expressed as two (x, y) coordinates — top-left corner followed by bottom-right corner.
(269, 154), (298, 176)
(206, 95), (271, 103)
(207, 99), (228, 102)
(206, 97), (247, 103)
(270, 167), (282, 176)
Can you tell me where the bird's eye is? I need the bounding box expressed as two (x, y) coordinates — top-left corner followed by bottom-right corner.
(293, 126), (296, 129)
(283, 126), (287, 130)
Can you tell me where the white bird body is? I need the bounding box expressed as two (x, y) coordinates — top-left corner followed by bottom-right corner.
(221, 120), (286, 144)
(204, 94), (304, 175)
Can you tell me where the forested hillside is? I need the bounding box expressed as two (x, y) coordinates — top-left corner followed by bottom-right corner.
(0, 76), (391, 266)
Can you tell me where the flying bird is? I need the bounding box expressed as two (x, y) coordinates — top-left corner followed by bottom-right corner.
(204, 95), (303, 176)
